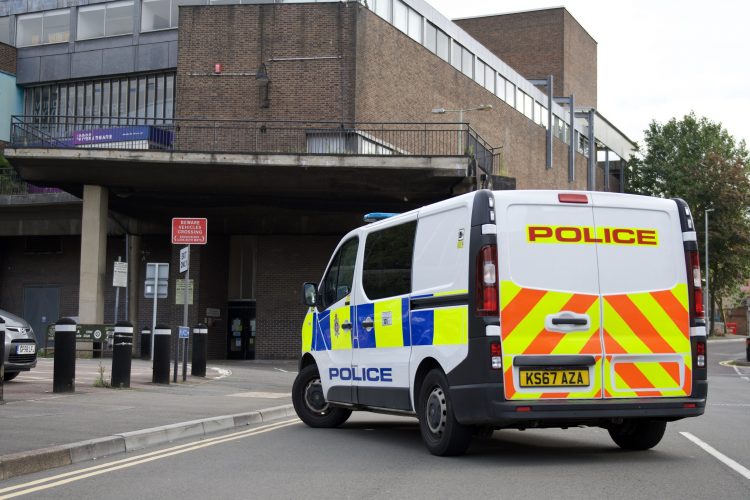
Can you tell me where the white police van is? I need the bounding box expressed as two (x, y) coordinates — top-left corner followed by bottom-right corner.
(292, 190), (707, 456)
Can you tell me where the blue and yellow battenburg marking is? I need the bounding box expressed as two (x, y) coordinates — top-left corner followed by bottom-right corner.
(305, 290), (469, 352)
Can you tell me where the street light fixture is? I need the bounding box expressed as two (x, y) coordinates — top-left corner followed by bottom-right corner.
(705, 208), (714, 333)
(431, 104), (493, 154)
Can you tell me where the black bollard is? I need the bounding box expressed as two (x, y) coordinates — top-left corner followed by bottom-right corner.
(152, 325), (171, 384)
(191, 323), (208, 377)
(53, 317), (77, 393)
(746, 338), (749, 362)
(140, 327), (151, 360)
(1, 317), (5, 403)
(111, 321), (133, 388)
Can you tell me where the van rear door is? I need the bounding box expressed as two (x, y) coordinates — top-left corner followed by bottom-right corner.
(495, 191), (604, 401)
(591, 193), (692, 399)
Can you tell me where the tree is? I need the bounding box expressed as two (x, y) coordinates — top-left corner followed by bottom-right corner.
(627, 113), (750, 333)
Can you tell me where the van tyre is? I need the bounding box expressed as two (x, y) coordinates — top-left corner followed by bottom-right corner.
(293, 364), (351, 428)
(418, 369), (472, 456)
(3, 371), (19, 381)
(608, 419), (667, 450)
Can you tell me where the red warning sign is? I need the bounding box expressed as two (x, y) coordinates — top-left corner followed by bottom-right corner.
(172, 218), (207, 245)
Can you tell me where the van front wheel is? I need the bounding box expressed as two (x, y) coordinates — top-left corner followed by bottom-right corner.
(418, 369), (472, 456)
(292, 364), (351, 428)
(608, 419), (666, 450)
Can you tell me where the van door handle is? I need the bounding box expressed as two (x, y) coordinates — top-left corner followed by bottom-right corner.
(341, 321), (352, 330)
(545, 312), (590, 332)
(361, 319), (374, 329)
(551, 318), (588, 326)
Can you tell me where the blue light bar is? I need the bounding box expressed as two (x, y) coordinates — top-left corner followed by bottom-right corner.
(363, 212), (400, 223)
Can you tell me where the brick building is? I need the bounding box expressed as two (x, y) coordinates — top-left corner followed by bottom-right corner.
(0, 0), (633, 360)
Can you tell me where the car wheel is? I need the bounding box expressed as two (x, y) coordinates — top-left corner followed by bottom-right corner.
(292, 364), (351, 428)
(3, 371), (19, 381)
(608, 419), (667, 450)
(418, 368), (472, 456)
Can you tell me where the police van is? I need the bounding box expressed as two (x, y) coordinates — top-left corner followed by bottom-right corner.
(292, 190), (707, 456)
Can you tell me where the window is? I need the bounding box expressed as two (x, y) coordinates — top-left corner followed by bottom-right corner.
(16, 9), (70, 47)
(506, 80), (515, 107)
(142, 0), (177, 31)
(540, 105), (548, 128)
(461, 47), (473, 78)
(363, 222), (417, 300)
(373, 0), (391, 21)
(424, 21), (437, 53)
(23, 72), (176, 126)
(475, 59), (485, 87)
(484, 64), (495, 93)
(496, 74), (506, 102)
(78, 1), (133, 40)
(451, 41), (461, 71)
(436, 29), (449, 62)
(524, 93), (534, 120)
(393, 0), (407, 33)
(320, 238), (359, 310)
(407, 8), (422, 42)
(515, 88), (524, 113)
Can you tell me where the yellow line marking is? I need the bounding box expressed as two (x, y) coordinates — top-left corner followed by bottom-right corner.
(0, 419), (299, 499)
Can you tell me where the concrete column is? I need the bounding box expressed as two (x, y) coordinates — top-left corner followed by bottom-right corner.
(78, 185), (108, 324)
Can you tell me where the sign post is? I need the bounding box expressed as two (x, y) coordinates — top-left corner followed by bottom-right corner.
(113, 258), (128, 323)
(145, 263), (169, 361)
(172, 218), (207, 383)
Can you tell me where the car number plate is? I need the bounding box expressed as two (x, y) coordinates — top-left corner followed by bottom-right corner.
(519, 368), (589, 387)
(17, 344), (36, 354)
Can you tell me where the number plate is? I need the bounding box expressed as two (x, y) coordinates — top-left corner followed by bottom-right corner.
(519, 368), (589, 388)
(17, 344), (36, 355)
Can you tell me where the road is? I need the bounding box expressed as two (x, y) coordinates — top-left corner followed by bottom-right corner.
(1, 338), (748, 499)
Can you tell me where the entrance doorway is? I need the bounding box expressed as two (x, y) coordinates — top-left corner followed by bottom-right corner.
(227, 300), (256, 359)
(23, 286), (60, 343)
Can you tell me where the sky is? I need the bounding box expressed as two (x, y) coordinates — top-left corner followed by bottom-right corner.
(427, 0), (750, 149)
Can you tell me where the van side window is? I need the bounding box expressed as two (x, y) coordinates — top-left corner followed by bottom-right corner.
(319, 237), (359, 310)
(363, 221), (417, 300)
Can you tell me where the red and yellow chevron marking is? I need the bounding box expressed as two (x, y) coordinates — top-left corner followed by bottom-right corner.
(603, 284), (691, 398)
(500, 281), (603, 401)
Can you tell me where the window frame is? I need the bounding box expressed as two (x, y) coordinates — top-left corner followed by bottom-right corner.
(361, 221), (418, 302)
(77, 0), (134, 41)
(141, 0), (177, 33)
(16, 9), (71, 47)
(318, 237), (360, 311)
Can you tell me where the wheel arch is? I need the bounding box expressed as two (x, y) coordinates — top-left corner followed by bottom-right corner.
(298, 352), (316, 372)
(412, 357), (444, 409)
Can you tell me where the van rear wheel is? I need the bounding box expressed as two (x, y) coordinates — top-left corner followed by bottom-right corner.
(292, 364), (351, 428)
(608, 419), (666, 450)
(418, 369), (472, 456)
(3, 371), (19, 381)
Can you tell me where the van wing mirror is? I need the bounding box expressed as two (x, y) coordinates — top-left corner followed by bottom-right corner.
(302, 282), (318, 307)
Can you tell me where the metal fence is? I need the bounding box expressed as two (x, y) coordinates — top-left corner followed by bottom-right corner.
(10, 116), (501, 176)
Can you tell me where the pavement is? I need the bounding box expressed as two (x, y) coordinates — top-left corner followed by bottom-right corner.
(0, 357), (299, 480)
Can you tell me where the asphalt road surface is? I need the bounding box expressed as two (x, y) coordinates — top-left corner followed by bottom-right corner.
(2, 338), (748, 499)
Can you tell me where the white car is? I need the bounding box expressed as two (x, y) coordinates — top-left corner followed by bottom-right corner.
(1, 309), (38, 381)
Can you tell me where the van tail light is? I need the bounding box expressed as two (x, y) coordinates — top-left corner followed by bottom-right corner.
(490, 342), (502, 369)
(696, 340), (706, 368)
(476, 245), (499, 316)
(686, 249), (704, 320)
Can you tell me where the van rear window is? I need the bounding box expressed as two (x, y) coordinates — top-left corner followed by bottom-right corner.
(362, 221), (417, 300)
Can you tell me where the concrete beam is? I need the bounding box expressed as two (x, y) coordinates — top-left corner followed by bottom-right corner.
(78, 185), (108, 323)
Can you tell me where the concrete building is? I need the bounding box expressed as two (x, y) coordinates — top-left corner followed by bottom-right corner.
(0, 0), (633, 360)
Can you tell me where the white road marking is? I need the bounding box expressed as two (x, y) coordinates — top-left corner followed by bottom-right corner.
(680, 432), (750, 480)
(227, 391), (290, 399)
(0, 419), (299, 499)
(274, 367), (289, 373)
(718, 360), (750, 381)
(710, 403), (750, 407)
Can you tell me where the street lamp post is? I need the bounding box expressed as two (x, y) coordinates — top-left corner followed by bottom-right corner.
(705, 208), (714, 334)
(431, 104), (493, 155)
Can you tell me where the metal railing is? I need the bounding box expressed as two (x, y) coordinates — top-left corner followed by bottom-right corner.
(10, 116), (501, 176)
